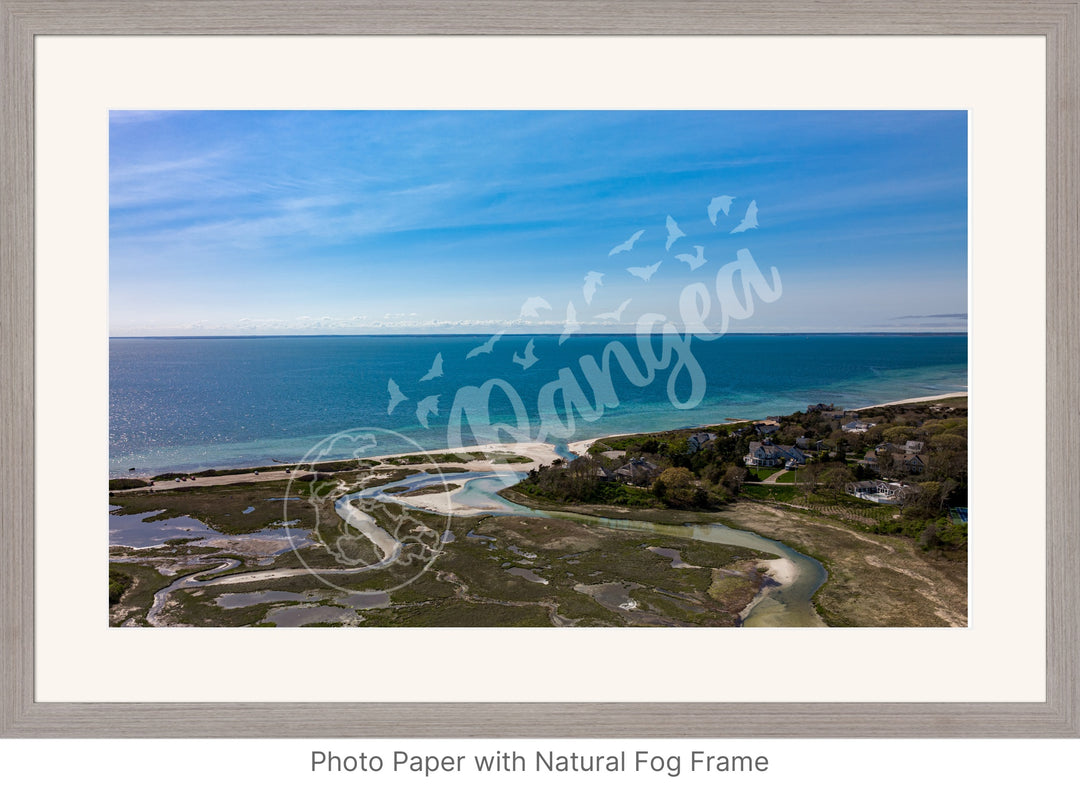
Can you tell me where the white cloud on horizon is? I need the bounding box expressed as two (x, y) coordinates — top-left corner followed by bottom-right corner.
(109, 314), (970, 338)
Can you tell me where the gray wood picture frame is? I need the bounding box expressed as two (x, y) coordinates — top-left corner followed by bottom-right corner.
(2, 0), (1077, 738)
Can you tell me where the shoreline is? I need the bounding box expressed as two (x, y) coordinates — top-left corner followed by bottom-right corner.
(114, 441), (562, 493)
(111, 390), (967, 629)
(853, 391), (967, 410)
(112, 391), (966, 484)
(568, 391), (967, 456)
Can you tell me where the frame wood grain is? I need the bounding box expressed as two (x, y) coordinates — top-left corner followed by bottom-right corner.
(2, 0), (1077, 738)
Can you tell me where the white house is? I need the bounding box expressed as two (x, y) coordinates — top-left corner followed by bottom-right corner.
(845, 480), (915, 505)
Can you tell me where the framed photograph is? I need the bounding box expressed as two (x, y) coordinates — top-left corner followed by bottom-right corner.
(2, 1), (1077, 738)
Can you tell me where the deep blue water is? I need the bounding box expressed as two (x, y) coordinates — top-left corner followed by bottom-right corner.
(109, 334), (967, 476)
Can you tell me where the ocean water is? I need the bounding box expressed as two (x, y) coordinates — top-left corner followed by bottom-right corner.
(109, 334), (967, 476)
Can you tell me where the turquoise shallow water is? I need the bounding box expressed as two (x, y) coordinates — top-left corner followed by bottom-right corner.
(110, 333), (966, 476)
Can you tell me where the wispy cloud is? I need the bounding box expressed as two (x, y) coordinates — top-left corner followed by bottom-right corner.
(109, 110), (968, 335)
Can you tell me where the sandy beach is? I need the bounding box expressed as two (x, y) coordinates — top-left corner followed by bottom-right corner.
(562, 391), (967, 459)
(566, 437), (604, 457)
(115, 391), (966, 494)
(855, 391), (967, 410)
(386, 488), (490, 517)
(116, 440), (562, 493)
(375, 441), (563, 470)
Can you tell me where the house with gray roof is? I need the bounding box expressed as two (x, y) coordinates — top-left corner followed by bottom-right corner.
(842, 419), (875, 433)
(687, 431), (717, 453)
(744, 441), (807, 468)
(613, 458), (660, 485)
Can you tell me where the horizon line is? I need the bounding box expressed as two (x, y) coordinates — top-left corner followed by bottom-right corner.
(109, 331), (970, 340)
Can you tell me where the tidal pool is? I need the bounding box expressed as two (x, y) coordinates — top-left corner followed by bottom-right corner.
(265, 604), (358, 627)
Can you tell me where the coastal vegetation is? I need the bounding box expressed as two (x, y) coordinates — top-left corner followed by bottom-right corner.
(513, 461), (663, 508)
(715, 502), (966, 627)
(123, 506), (772, 628)
(107, 397), (968, 629)
(516, 397), (968, 554)
(108, 477), (151, 491)
(500, 397), (969, 627)
(110, 479), (325, 535)
(108, 568), (133, 604)
(108, 562), (178, 625)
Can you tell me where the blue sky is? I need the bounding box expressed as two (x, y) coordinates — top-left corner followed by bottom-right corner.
(109, 110), (967, 336)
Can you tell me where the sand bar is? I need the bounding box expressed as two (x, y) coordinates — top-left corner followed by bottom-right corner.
(373, 441), (561, 470)
(737, 557), (801, 623)
(760, 557), (799, 588)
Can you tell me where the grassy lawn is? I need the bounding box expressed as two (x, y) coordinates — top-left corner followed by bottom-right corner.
(742, 483), (798, 500)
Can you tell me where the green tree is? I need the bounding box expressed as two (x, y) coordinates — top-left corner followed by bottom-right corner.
(882, 425), (918, 444)
(928, 433), (967, 481)
(653, 467), (705, 508)
(819, 462), (855, 492)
